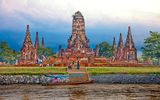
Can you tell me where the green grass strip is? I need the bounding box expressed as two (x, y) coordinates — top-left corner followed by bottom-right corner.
(0, 66), (160, 75)
(0, 67), (67, 75)
(87, 67), (160, 75)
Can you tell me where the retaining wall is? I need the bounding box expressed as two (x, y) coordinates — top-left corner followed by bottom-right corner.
(90, 74), (160, 84)
(0, 74), (160, 85)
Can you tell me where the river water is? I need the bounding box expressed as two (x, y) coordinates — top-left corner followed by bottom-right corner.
(0, 84), (160, 100)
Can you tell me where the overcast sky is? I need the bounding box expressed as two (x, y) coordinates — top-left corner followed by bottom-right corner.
(0, 0), (160, 57)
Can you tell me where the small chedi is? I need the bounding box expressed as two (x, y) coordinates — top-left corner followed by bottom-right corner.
(111, 26), (138, 64)
(18, 25), (45, 65)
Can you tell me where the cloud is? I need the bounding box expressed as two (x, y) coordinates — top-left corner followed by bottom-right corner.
(0, 0), (160, 27)
(0, 0), (160, 56)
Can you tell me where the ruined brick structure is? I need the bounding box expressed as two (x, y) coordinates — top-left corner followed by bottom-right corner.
(112, 26), (138, 63)
(49, 11), (107, 66)
(59, 11), (96, 58)
(34, 32), (40, 49)
(18, 25), (37, 64)
(112, 37), (117, 58)
(124, 26), (137, 62)
(18, 25), (45, 65)
(18, 12), (138, 66)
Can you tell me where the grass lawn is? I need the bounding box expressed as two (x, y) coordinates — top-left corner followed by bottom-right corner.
(0, 67), (160, 75)
(0, 67), (67, 75)
(87, 67), (160, 75)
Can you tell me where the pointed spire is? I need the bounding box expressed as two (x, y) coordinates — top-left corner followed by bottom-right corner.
(22, 25), (33, 49)
(125, 26), (135, 49)
(34, 32), (40, 49)
(19, 25), (37, 64)
(26, 25), (29, 32)
(74, 11), (83, 18)
(115, 33), (124, 61)
(117, 33), (123, 49)
(42, 37), (45, 48)
(112, 37), (117, 56)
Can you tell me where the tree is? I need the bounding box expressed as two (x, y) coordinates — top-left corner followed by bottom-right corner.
(37, 47), (55, 58)
(98, 41), (112, 58)
(142, 31), (160, 65)
(0, 41), (20, 64)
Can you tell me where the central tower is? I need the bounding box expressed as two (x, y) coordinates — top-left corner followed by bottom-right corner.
(58, 11), (97, 58)
(50, 11), (106, 66)
(68, 11), (89, 50)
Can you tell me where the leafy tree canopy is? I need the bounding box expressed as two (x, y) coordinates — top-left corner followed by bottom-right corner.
(37, 47), (55, 58)
(142, 31), (160, 65)
(0, 41), (20, 64)
(98, 41), (112, 58)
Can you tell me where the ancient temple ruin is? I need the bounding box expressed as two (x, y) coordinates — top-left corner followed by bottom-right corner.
(58, 11), (97, 58)
(18, 12), (138, 66)
(18, 25), (37, 64)
(112, 26), (138, 63)
(18, 25), (45, 65)
(34, 32), (40, 49)
(48, 11), (107, 66)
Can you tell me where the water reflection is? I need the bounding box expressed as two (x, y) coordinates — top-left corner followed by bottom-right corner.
(0, 84), (160, 100)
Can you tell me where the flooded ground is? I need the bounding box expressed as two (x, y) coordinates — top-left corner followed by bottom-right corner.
(0, 84), (160, 100)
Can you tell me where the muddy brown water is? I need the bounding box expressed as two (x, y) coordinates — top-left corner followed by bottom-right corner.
(0, 84), (160, 100)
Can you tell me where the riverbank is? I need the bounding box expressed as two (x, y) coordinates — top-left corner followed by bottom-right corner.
(0, 67), (160, 84)
(90, 74), (160, 84)
(0, 74), (160, 85)
(0, 67), (160, 75)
